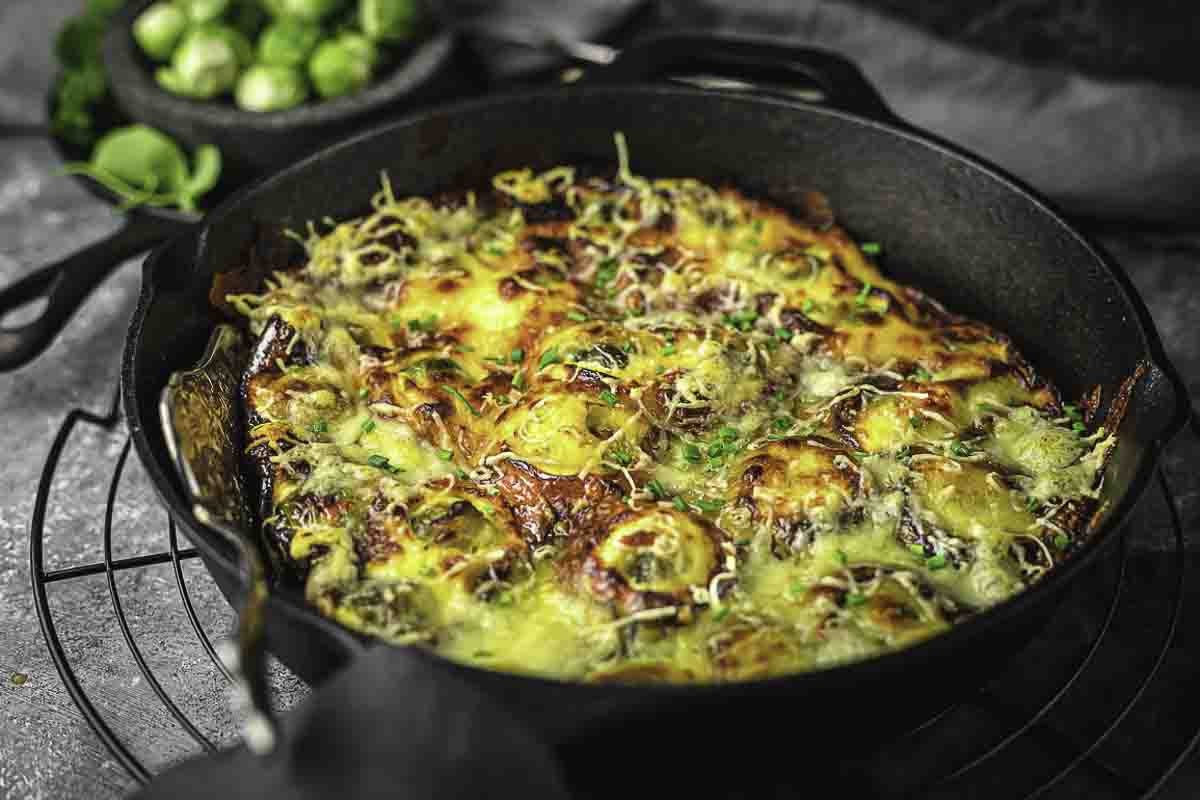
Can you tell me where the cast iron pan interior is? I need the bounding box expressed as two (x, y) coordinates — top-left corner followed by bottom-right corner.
(124, 78), (1189, 751)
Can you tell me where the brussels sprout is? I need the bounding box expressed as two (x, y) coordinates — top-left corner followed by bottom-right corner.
(206, 23), (256, 67)
(133, 2), (189, 62)
(155, 27), (241, 99)
(61, 124), (223, 212)
(256, 19), (322, 68)
(307, 36), (373, 98)
(235, 64), (309, 111)
(179, 0), (231, 24)
(360, 0), (419, 43)
(335, 31), (380, 70)
(261, 0), (347, 24)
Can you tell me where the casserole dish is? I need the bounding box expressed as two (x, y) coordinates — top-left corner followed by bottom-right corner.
(122, 39), (1189, 756)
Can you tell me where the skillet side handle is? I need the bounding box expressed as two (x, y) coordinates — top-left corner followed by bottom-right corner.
(579, 33), (901, 125)
(0, 215), (181, 371)
(1142, 359), (1196, 446)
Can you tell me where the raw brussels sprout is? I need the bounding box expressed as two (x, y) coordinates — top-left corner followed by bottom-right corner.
(133, 2), (189, 62)
(261, 0), (348, 24)
(359, 0), (419, 43)
(256, 19), (322, 68)
(336, 31), (380, 70)
(155, 27), (241, 99)
(235, 64), (309, 111)
(307, 35), (374, 98)
(205, 23), (256, 67)
(179, 0), (231, 24)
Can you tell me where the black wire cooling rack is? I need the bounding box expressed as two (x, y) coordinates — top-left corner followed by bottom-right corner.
(28, 391), (1200, 798)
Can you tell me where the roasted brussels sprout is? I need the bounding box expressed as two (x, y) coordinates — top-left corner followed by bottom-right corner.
(133, 2), (189, 62)
(235, 64), (309, 111)
(256, 19), (322, 68)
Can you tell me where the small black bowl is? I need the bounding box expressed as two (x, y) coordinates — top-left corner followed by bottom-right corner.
(103, 0), (461, 181)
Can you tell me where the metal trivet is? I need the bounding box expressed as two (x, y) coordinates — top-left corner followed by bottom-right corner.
(29, 391), (1200, 797)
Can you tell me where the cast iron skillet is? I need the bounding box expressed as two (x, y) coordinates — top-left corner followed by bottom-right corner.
(124, 37), (1189, 757)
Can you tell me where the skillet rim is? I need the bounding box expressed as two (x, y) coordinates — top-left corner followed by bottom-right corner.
(123, 83), (1192, 698)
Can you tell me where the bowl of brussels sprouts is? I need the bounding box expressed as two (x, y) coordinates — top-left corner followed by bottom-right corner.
(104, 0), (459, 178)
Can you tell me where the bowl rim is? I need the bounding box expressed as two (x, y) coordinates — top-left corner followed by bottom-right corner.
(103, 0), (458, 132)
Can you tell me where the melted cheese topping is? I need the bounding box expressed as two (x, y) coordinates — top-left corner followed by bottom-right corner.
(231, 136), (1124, 684)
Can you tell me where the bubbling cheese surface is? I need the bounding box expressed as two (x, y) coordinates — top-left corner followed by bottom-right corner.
(230, 135), (1126, 683)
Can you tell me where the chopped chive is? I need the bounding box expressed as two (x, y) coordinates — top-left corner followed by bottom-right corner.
(1053, 533), (1070, 550)
(437, 449), (453, 461)
(712, 605), (731, 622)
(673, 496), (688, 512)
(600, 390), (618, 407)
(908, 543), (926, 556)
(510, 348), (525, 363)
(844, 593), (867, 607)
(707, 442), (725, 458)
(512, 373), (526, 391)
(1026, 496), (1039, 513)
(455, 468), (470, 480)
(912, 367), (932, 382)
(358, 387), (369, 398)
(860, 241), (882, 255)
(595, 257), (618, 288)
(538, 346), (561, 370)
(661, 344), (676, 356)
(802, 299), (816, 314)
(361, 419), (376, 434)
(443, 385), (480, 416)
(683, 443), (702, 464)
(949, 441), (971, 457)
(567, 311), (588, 322)
(1072, 421), (1086, 433)
(367, 454), (390, 469)
(309, 420), (328, 434)
(909, 414), (924, 429)
(855, 282), (873, 307)
(790, 579), (807, 596)
(719, 426), (738, 443)
(773, 417), (791, 432)
(926, 554), (947, 570)
(775, 390), (787, 403)
(646, 479), (669, 500)
(610, 448), (632, 467)
(775, 327), (792, 342)
(694, 499), (723, 513)
(835, 549), (848, 566)
(408, 314), (439, 333)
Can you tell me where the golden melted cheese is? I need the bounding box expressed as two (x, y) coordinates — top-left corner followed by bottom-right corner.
(230, 135), (1128, 684)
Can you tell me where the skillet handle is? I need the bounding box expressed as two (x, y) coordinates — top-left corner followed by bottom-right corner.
(579, 33), (900, 125)
(0, 214), (182, 371)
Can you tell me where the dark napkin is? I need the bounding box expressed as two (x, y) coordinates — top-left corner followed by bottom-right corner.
(131, 647), (569, 800)
(648, 0), (1200, 226)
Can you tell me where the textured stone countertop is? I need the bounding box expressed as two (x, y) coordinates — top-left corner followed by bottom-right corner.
(2, 1), (1198, 798)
